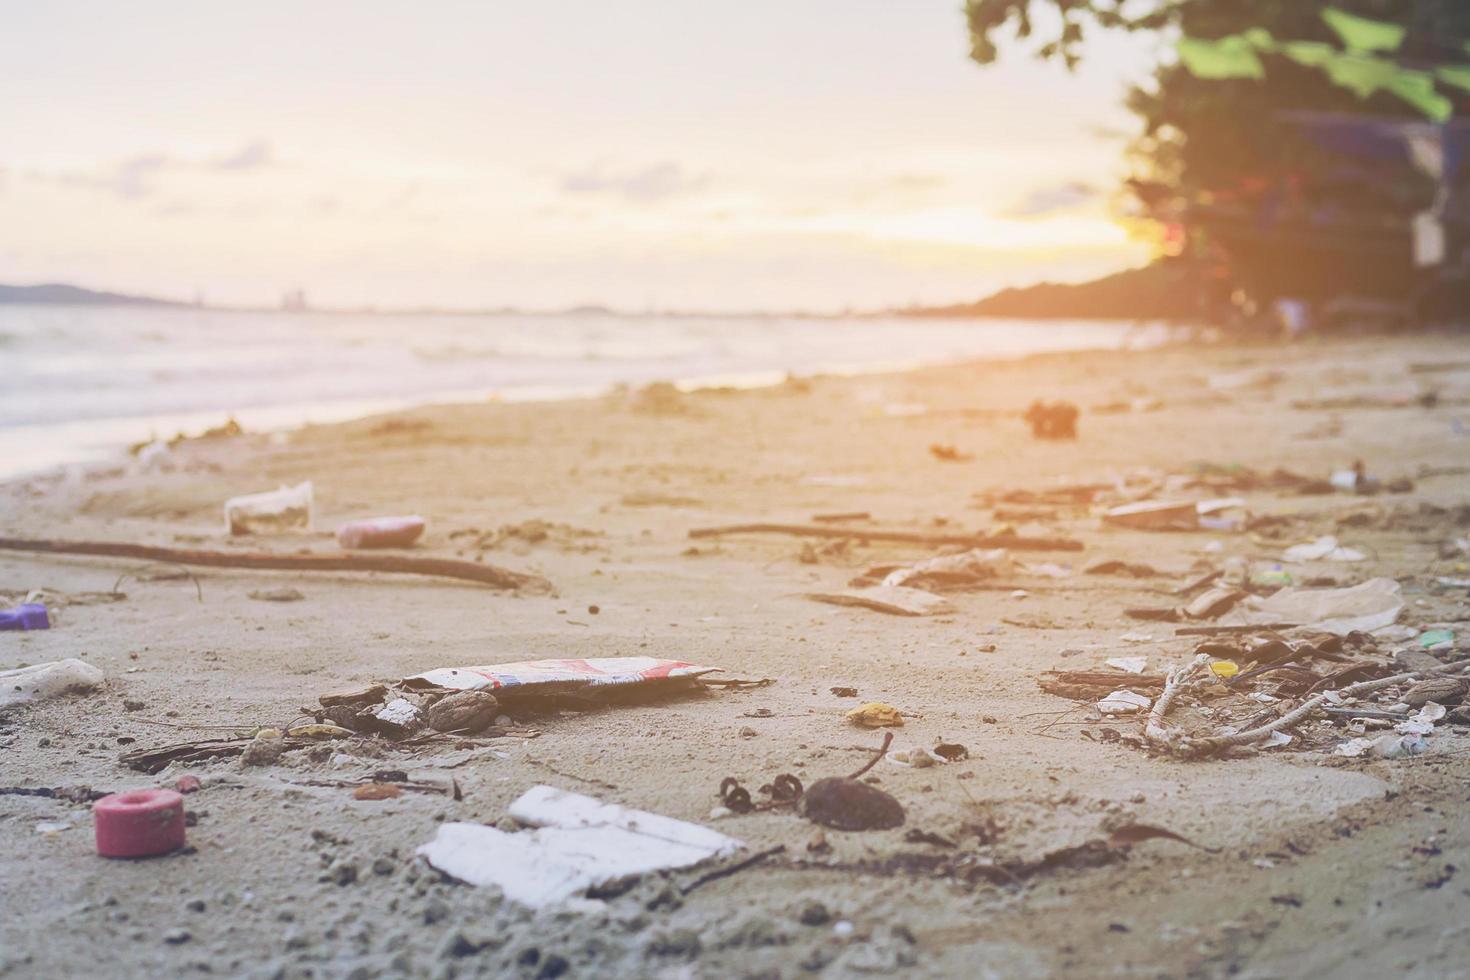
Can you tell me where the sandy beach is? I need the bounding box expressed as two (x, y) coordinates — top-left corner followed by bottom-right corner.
(3, 331), (1470, 979)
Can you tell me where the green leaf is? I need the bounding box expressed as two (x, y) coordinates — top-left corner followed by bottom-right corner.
(1176, 37), (1265, 80)
(1321, 7), (1406, 53)
(1386, 70), (1453, 123)
(1240, 28), (1275, 51)
(1437, 64), (1470, 94)
(1280, 41), (1336, 68)
(1321, 52), (1399, 98)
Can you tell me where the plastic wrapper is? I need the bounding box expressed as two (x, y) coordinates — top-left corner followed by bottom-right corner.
(224, 481), (313, 535)
(402, 656), (720, 694)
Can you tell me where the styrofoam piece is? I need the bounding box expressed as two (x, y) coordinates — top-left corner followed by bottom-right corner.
(0, 658), (104, 707)
(416, 785), (744, 907)
(1097, 689), (1152, 715)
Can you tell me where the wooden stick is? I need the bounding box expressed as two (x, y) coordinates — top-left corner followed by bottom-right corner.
(0, 537), (552, 593)
(687, 522), (1083, 552)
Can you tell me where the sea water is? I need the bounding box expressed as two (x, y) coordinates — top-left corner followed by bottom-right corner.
(0, 304), (1160, 478)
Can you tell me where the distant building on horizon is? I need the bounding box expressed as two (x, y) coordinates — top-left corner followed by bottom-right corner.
(281, 288), (309, 312)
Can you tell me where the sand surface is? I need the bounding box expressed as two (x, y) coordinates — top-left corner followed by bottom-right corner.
(3, 332), (1470, 979)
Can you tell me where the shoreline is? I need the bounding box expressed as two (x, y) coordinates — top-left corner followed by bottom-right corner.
(0, 319), (1171, 482)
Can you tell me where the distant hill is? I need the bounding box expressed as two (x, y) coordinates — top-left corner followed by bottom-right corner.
(905, 261), (1197, 321)
(0, 282), (186, 307)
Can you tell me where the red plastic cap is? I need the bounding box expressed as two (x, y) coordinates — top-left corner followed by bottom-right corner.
(94, 789), (187, 858)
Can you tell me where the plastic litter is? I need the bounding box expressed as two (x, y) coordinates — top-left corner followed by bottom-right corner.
(846, 702), (904, 728)
(0, 658), (104, 707)
(877, 549), (1012, 589)
(1215, 577), (1403, 635)
(1336, 732), (1427, 758)
(0, 603), (49, 631)
(402, 657), (721, 694)
(1282, 536), (1366, 563)
(1330, 463), (1380, 495)
(224, 481), (313, 535)
(1395, 703), (1446, 736)
(94, 788), (186, 858)
(1097, 689), (1152, 715)
(1103, 500), (1198, 531)
(416, 784), (744, 908)
(135, 440), (174, 472)
(1103, 497), (1247, 533)
(1105, 656), (1149, 674)
(336, 515), (426, 549)
(1418, 628), (1455, 650)
(1023, 400), (1078, 439)
(886, 746), (945, 768)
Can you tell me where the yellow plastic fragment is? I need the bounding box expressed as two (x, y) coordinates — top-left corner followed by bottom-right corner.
(1209, 660), (1240, 679)
(846, 702), (904, 728)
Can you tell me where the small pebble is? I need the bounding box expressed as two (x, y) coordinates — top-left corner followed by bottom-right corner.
(798, 902), (831, 927)
(162, 928), (191, 945)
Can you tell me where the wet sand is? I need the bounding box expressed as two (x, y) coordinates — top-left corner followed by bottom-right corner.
(2, 331), (1469, 978)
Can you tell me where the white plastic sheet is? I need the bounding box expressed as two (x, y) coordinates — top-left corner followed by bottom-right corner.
(0, 658), (104, 707)
(416, 785), (744, 907)
(1215, 577), (1403, 635)
(403, 657), (721, 693)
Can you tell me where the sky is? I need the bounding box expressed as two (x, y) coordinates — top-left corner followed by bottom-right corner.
(0, 1), (1161, 312)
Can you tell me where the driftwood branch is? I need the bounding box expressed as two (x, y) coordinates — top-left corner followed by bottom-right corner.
(0, 537), (552, 593)
(1145, 655), (1470, 757)
(687, 522), (1083, 552)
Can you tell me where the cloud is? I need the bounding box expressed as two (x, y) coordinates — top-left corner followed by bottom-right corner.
(558, 161), (710, 203)
(209, 139), (274, 171)
(54, 153), (172, 199)
(887, 173), (946, 190)
(35, 140), (275, 201)
(152, 200), (197, 217)
(1003, 181), (1101, 218)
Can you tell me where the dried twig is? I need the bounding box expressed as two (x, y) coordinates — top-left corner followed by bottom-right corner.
(687, 522), (1083, 552)
(524, 758), (618, 791)
(680, 845), (786, 895)
(1146, 655), (1470, 757)
(847, 732), (894, 779)
(0, 537), (552, 593)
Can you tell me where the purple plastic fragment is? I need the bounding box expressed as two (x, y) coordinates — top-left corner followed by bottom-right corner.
(0, 603), (50, 631)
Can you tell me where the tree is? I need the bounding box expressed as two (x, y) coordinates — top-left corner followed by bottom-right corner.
(965, 2), (1470, 316)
